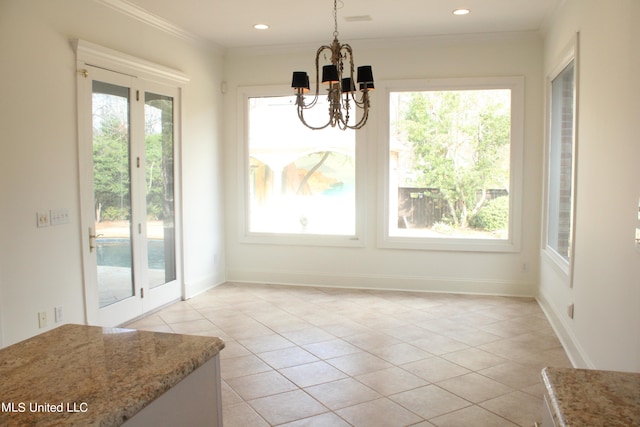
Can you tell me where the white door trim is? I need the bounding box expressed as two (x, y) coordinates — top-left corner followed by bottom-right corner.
(74, 40), (189, 326)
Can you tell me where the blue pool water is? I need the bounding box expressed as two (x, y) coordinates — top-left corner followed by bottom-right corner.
(97, 238), (166, 269)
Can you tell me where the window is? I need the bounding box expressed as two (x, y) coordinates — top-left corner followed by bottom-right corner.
(545, 51), (577, 265)
(242, 89), (362, 245)
(381, 77), (524, 252)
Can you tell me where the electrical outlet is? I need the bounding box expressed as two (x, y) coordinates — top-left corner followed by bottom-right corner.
(37, 211), (50, 228)
(54, 306), (63, 323)
(38, 311), (47, 328)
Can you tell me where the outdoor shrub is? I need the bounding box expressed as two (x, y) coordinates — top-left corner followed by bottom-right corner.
(102, 206), (130, 222)
(470, 196), (509, 231)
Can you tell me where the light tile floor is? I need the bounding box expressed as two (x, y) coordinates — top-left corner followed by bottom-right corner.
(126, 282), (572, 427)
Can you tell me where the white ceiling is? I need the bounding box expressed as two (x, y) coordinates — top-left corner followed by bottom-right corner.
(119, 0), (561, 49)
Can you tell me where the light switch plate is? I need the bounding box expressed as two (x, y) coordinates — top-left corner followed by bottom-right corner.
(50, 208), (70, 225)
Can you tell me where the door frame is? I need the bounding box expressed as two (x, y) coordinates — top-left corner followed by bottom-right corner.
(74, 40), (190, 326)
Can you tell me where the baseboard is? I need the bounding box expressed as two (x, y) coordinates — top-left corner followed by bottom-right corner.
(536, 293), (593, 368)
(184, 272), (226, 299)
(227, 269), (536, 297)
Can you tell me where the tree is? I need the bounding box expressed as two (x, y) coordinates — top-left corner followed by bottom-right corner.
(145, 97), (175, 226)
(399, 90), (510, 229)
(93, 114), (131, 222)
(91, 93), (175, 225)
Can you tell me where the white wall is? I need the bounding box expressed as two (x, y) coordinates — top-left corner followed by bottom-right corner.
(0, 0), (225, 346)
(223, 34), (544, 296)
(539, 0), (640, 371)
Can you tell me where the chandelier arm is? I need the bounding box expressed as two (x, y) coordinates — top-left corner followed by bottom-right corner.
(296, 90), (322, 111)
(296, 45), (332, 110)
(294, 44), (339, 130)
(343, 110), (368, 130)
(340, 44), (355, 78)
(347, 103), (370, 129)
(338, 91), (370, 130)
(336, 96), (350, 128)
(346, 92), (368, 108)
(315, 44), (329, 94)
(298, 44), (334, 111)
(340, 44), (354, 62)
(297, 104), (333, 130)
(335, 89), (371, 128)
(338, 43), (359, 112)
(297, 85), (335, 130)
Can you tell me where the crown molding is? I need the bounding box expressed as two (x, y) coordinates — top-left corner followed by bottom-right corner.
(94, 0), (201, 44)
(226, 30), (543, 58)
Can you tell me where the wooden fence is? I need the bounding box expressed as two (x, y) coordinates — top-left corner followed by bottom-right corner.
(397, 187), (508, 228)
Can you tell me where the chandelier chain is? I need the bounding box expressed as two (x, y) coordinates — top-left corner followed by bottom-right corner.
(333, 0), (339, 39)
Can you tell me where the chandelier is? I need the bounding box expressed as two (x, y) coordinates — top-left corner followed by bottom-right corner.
(291, 0), (374, 130)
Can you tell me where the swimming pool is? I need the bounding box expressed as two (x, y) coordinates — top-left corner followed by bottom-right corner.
(96, 238), (168, 269)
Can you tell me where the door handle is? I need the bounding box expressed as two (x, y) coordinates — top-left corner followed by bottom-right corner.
(89, 228), (104, 253)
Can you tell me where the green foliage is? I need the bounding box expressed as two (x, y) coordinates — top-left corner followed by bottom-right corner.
(92, 98), (174, 224)
(470, 196), (509, 231)
(432, 221), (455, 234)
(102, 206), (130, 222)
(93, 114), (131, 222)
(145, 99), (175, 223)
(398, 89), (511, 228)
(144, 133), (166, 220)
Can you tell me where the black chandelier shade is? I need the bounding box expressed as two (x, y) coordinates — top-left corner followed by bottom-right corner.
(356, 66), (374, 85)
(341, 77), (355, 94)
(293, 65), (374, 92)
(322, 65), (339, 84)
(291, 71), (310, 93)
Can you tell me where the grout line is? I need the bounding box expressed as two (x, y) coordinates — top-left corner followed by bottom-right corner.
(135, 283), (566, 426)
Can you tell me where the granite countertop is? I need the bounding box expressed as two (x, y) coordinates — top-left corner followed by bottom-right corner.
(541, 367), (640, 427)
(0, 324), (225, 426)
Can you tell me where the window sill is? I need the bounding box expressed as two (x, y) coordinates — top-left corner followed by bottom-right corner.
(241, 232), (365, 248)
(541, 248), (571, 277)
(378, 235), (520, 253)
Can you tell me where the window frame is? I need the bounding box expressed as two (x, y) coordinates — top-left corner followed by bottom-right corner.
(237, 85), (366, 247)
(378, 76), (525, 252)
(542, 34), (580, 282)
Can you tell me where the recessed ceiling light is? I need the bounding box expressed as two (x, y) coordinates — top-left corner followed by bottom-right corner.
(253, 24), (270, 30)
(453, 8), (470, 16)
